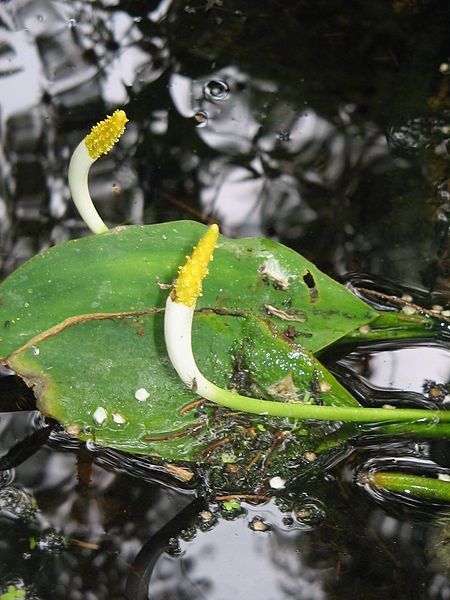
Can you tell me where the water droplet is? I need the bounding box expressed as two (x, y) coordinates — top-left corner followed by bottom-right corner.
(31, 346), (39, 356)
(204, 80), (230, 101)
(193, 111), (208, 128)
(68, 18), (77, 29)
(36, 14), (44, 22)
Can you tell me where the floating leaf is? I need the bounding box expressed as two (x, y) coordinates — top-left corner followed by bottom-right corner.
(0, 221), (382, 460)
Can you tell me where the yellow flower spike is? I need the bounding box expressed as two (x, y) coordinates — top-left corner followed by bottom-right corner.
(171, 224), (219, 307)
(84, 110), (128, 160)
(68, 109), (128, 234)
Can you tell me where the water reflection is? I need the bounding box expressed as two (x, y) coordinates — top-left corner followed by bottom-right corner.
(1, 0), (450, 597)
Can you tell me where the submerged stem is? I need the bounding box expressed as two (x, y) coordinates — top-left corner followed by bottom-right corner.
(369, 471), (450, 502)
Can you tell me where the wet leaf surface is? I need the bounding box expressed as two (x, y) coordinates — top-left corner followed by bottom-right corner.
(0, 221), (376, 459)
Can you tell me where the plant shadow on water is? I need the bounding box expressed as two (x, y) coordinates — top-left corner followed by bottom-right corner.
(0, 0), (450, 598)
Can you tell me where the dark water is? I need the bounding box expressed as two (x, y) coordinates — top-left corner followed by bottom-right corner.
(0, 1), (450, 598)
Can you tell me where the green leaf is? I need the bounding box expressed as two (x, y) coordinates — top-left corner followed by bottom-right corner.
(0, 221), (378, 460)
(0, 586), (26, 600)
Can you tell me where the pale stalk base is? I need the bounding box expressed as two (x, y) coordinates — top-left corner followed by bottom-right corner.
(68, 141), (109, 235)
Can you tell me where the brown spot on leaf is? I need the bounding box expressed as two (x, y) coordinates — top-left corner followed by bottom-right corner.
(267, 373), (298, 402)
(263, 304), (307, 322)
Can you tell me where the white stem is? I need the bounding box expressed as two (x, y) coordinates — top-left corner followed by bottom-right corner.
(164, 297), (223, 398)
(68, 141), (109, 234)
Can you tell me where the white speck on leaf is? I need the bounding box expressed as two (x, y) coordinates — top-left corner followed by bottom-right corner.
(93, 407), (107, 426)
(135, 387), (150, 402)
(112, 412), (127, 425)
(258, 257), (292, 290)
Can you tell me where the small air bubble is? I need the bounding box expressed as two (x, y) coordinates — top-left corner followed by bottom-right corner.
(36, 14), (44, 21)
(204, 80), (230, 101)
(193, 111), (208, 127)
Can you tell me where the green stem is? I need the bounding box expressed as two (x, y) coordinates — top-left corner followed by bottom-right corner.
(339, 311), (444, 345)
(211, 386), (450, 424)
(370, 471), (450, 502)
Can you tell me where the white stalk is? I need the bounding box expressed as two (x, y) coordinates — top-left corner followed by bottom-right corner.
(164, 297), (223, 399)
(68, 141), (109, 235)
(68, 109), (128, 234)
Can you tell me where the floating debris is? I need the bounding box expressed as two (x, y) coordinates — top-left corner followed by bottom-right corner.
(304, 451), (317, 462)
(249, 517), (271, 532)
(269, 476), (286, 490)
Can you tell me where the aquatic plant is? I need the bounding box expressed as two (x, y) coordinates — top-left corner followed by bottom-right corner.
(0, 112), (449, 501)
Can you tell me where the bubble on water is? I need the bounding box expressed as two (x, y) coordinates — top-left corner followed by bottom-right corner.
(193, 111), (208, 128)
(204, 80), (230, 101)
